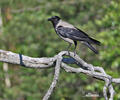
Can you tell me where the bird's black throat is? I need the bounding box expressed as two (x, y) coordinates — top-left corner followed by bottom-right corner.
(48, 16), (61, 27)
(51, 20), (60, 28)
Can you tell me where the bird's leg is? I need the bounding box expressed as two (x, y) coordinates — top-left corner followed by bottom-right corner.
(66, 43), (72, 55)
(73, 41), (77, 56)
(74, 50), (76, 56)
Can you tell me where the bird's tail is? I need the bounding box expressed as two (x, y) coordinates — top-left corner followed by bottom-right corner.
(83, 42), (99, 54)
(88, 37), (101, 46)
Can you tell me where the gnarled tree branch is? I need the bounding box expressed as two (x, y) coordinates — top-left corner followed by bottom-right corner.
(0, 49), (119, 100)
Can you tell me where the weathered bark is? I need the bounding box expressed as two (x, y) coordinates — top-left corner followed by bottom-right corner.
(0, 49), (119, 100)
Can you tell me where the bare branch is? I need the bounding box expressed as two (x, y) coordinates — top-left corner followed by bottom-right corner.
(43, 56), (62, 100)
(109, 85), (115, 100)
(11, 6), (41, 13)
(0, 49), (120, 100)
(0, 49), (56, 68)
(10, 2), (76, 13)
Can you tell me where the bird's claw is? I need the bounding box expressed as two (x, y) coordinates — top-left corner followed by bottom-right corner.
(74, 51), (76, 56)
(68, 51), (70, 55)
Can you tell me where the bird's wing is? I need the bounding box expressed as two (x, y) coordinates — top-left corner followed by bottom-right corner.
(57, 26), (89, 41)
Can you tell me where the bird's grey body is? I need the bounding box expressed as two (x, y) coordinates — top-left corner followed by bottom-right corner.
(55, 20), (75, 44)
(48, 16), (101, 54)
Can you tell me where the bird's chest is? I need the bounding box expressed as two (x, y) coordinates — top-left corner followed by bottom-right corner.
(61, 37), (74, 44)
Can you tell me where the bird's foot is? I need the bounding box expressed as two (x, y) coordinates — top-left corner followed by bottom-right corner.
(74, 51), (76, 56)
(68, 51), (70, 55)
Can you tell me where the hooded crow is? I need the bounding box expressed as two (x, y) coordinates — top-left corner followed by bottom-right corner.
(48, 16), (101, 55)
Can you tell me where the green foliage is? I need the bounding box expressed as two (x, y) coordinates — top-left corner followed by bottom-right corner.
(0, 0), (120, 100)
(96, 1), (120, 69)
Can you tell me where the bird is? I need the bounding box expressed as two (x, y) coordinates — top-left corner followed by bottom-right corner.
(48, 16), (101, 55)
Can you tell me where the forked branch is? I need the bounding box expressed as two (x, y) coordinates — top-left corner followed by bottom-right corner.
(0, 49), (120, 100)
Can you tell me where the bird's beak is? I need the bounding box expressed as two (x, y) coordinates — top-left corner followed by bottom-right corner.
(48, 18), (52, 21)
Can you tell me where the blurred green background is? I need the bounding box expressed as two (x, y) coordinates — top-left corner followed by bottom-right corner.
(0, 0), (120, 100)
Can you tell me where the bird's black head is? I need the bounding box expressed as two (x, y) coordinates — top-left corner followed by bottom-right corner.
(48, 16), (61, 27)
